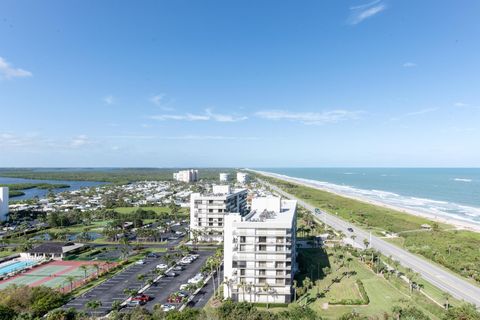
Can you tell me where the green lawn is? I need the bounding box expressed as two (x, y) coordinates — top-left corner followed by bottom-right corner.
(297, 248), (445, 320)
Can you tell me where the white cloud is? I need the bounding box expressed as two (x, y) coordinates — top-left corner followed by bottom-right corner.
(0, 57), (32, 79)
(255, 109), (361, 125)
(390, 107), (437, 121)
(149, 93), (174, 111)
(348, 1), (386, 25)
(454, 102), (468, 107)
(103, 95), (114, 105)
(403, 62), (417, 68)
(70, 135), (91, 148)
(149, 109), (247, 122)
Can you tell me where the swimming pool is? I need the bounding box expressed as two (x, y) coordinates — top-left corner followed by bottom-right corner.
(0, 260), (37, 276)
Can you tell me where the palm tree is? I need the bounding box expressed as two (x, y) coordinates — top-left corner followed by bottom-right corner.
(443, 292), (451, 310)
(224, 277), (233, 298)
(292, 280), (298, 302)
(65, 275), (76, 292)
(164, 253), (173, 267)
(79, 265), (89, 281)
(93, 263), (101, 278)
(86, 299), (102, 318)
(262, 282), (271, 308)
(238, 279), (246, 302)
(247, 282), (254, 302)
(363, 238), (370, 249)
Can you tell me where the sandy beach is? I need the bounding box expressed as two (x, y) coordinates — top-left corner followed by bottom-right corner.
(251, 169), (480, 233)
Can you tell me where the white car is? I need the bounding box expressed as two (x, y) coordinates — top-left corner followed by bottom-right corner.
(135, 259), (145, 265)
(156, 263), (168, 269)
(161, 304), (176, 312)
(179, 283), (189, 290)
(188, 273), (203, 284)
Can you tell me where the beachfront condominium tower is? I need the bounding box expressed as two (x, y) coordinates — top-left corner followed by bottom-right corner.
(173, 169), (198, 183)
(190, 185), (248, 242)
(223, 196), (297, 303)
(0, 187), (9, 222)
(237, 172), (249, 184)
(219, 172), (230, 182)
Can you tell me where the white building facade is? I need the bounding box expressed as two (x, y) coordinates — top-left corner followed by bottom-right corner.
(0, 187), (8, 222)
(223, 196), (297, 303)
(173, 169), (198, 183)
(219, 173), (230, 182)
(237, 172), (249, 184)
(190, 185), (247, 242)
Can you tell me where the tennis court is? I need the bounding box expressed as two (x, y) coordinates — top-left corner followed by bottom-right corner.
(0, 260), (113, 292)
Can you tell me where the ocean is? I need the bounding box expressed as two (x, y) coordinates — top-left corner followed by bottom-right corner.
(257, 168), (480, 224)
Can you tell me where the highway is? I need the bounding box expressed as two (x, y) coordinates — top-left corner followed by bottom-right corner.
(257, 174), (480, 307)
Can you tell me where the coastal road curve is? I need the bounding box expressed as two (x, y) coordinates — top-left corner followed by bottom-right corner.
(255, 172), (480, 307)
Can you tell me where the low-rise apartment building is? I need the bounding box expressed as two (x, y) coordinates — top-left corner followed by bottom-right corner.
(190, 185), (248, 242)
(224, 196), (297, 303)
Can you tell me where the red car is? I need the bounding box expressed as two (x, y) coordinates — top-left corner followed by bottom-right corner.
(132, 294), (152, 302)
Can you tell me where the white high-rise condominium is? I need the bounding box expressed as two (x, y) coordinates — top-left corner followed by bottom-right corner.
(173, 169), (198, 183)
(219, 172), (230, 182)
(0, 187), (9, 222)
(223, 196), (297, 303)
(190, 185), (248, 242)
(237, 172), (249, 184)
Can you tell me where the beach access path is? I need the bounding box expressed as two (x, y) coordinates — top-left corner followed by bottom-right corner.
(257, 174), (480, 307)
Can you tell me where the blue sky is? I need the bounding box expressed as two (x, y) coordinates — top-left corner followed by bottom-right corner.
(0, 0), (479, 167)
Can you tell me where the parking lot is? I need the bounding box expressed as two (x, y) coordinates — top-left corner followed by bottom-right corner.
(140, 250), (212, 311)
(63, 250), (217, 316)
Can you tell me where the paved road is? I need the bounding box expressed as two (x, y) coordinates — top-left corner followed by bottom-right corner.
(258, 174), (480, 307)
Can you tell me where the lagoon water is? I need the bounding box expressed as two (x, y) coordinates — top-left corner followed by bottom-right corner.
(258, 168), (480, 224)
(0, 176), (106, 200)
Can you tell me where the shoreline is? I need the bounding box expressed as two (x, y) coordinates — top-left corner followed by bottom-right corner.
(250, 169), (480, 233)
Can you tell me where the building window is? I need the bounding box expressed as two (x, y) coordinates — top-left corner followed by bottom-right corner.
(258, 261), (267, 267)
(276, 237), (284, 243)
(276, 270), (283, 276)
(240, 236), (246, 243)
(258, 245), (267, 251)
(240, 269), (246, 276)
(258, 278), (266, 284)
(276, 245), (283, 252)
(259, 269), (266, 276)
(209, 209), (213, 213)
(276, 278), (284, 285)
(258, 236), (266, 243)
(275, 262), (284, 268)
(240, 245), (246, 251)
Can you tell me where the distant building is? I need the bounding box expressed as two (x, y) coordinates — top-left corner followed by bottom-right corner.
(173, 169), (198, 183)
(0, 187), (8, 222)
(190, 185), (248, 242)
(219, 173), (231, 182)
(223, 196), (297, 303)
(25, 242), (85, 260)
(237, 172), (249, 184)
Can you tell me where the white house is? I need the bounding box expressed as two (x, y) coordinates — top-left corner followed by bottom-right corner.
(223, 196), (297, 303)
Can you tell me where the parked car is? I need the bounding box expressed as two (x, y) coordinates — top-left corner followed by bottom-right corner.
(146, 252), (160, 258)
(173, 266), (184, 271)
(165, 271), (177, 277)
(127, 300), (144, 306)
(156, 263), (168, 270)
(347, 227), (354, 232)
(161, 304), (176, 312)
(132, 294), (152, 302)
(135, 259), (145, 265)
(188, 273), (203, 284)
(177, 291), (189, 298)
